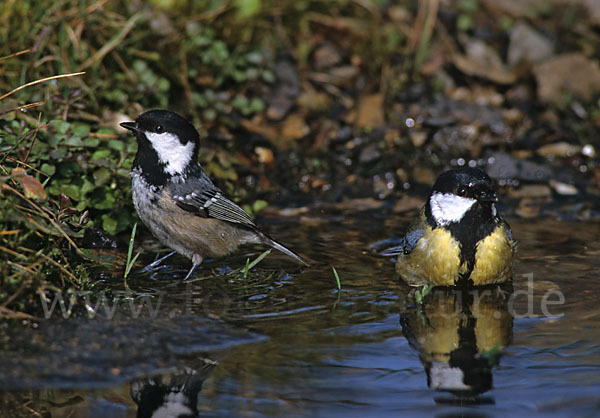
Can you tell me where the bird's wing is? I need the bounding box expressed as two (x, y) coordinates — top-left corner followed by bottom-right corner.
(170, 180), (257, 228)
(379, 229), (424, 257)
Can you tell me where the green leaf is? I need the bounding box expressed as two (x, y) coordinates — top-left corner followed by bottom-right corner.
(65, 136), (84, 146)
(91, 149), (112, 161)
(83, 137), (100, 147)
(59, 184), (81, 200)
(53, 120), (70, 134)
(71, 122), (91, 137)
(108, 139), (125, 151)
(58, 161), (82, 176)
(92, 188), (116, 209)
(80, 178), (96, 195)
(93, 167), (111, 185)
(249, 97), (265, 113)
(261, 70), (275, 83)
(235, 0), (261, 19)
(41, 163), (55, 176)
(252, 199), (268, 214)
(102, 214), (118, 235)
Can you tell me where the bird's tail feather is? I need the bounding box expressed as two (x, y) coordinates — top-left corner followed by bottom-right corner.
(263, 236), (308, 266)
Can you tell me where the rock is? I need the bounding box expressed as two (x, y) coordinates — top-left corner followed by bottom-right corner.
(481, 0), (553, 17)
(82, 226), (118, 249)
(356, 93), (385, 128)
(313, 42), (342, 70)
(281, 113), (310, 141)
(413, 167), (436, 185)
(549, 180), (578, 195)
(254, 146), (274, 166)
(265, 61), (300, 120)
(508, 184), (552, 198)
(537, 142), (582, 158)
(485, 152), (553, 182)
(359, 144), (382, 164)
(296, 84), (331, 112)
(453, 39), (516, 84)
(582, 144), (596, 158)
(516, 197), (545, 218)
(533, 53), (600, 103)
(329, 65), (360, 85)
(508, 22), (554, 67)
(583, 0), (600, 26)
(409, 130), (428, 147)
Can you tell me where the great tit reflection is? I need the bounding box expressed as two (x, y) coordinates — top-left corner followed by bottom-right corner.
(400, 283), (513, 404)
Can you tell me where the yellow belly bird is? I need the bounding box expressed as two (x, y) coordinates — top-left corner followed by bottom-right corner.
(389, 167), (515, 286)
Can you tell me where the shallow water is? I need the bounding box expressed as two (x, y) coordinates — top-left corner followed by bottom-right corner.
(1, 209), (600, 417)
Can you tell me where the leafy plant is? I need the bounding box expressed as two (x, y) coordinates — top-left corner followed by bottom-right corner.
(414, 284), (433, 304)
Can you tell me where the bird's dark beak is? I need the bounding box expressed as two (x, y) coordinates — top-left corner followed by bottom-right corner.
(120, 121), (139, 132)
(477, 189), (498, 202)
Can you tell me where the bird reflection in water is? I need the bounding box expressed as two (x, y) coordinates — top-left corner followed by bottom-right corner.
(130, 358), (216, 418)
(400, 283), (513, 404)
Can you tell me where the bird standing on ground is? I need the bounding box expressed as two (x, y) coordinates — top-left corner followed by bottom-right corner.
(386, 167), (515, 287)
(121, 109), (306, 280)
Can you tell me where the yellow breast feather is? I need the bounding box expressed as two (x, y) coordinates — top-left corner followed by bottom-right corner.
(396, 226), (462, 286)
(469, 224), (514, 285)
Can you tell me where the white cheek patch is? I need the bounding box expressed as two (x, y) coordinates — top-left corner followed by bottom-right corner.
(145, 131), (194, 175)
(430, 192), (476, 226)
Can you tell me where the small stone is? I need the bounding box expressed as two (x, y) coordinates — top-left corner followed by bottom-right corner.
(508, 184), (552, 199)
(313, 42), (342, 70)
(409, 131), (428, 147)
(359, 144), (382, 164)
(534, 53), (600, 103)
(549, 180), (578, 195)
(508, 22), (554, 67)
(255, 146), (274, 165)
(537, 142), (582, 158)
(356, 94), (385, 129)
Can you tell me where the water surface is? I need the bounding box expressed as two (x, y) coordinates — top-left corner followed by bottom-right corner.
(2, 209), (599, 417)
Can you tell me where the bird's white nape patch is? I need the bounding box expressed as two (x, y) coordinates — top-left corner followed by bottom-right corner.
(430, 192), (476, 226)
(145, 131), (194, 175)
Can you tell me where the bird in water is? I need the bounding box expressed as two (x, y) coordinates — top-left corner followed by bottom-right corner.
(383, 167), (515, 286)
(121, 109), (306, 280)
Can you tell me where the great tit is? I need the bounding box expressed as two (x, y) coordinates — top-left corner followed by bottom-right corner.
(386, 167), (515, 287)
(120, 110), (306, 280)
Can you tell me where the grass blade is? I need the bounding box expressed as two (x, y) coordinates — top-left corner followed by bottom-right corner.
(124, 223), (138, 279)
(332, 267), (341, 290)
(242, 257), (250, 279)
(247, 249), (272, 271)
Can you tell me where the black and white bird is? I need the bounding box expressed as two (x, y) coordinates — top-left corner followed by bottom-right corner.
(383, 167), (515, 287)
(120, 110), (306, 280)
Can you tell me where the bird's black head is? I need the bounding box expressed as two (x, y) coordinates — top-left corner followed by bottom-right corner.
(431, 167), (497, 204)
(426, 167), (502, 283)
(121, 110), (201, 184)
(426, 167), (498, 228)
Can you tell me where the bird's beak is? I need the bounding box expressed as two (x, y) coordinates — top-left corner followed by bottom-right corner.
(477, 189), (498, 202)
(120, 121), (139, 132)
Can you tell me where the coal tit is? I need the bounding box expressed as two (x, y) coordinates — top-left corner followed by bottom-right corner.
(121, 110), (306, 280)
(386, 167), (515, 286)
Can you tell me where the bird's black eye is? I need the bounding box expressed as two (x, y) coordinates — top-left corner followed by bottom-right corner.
(457, 186), (467, 197)
(155, 124), (164, 133)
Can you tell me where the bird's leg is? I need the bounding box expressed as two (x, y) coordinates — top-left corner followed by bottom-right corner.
(183, 264), (197, 281)
(141, 250), (177, 272)
(183, 254), (203, 281)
